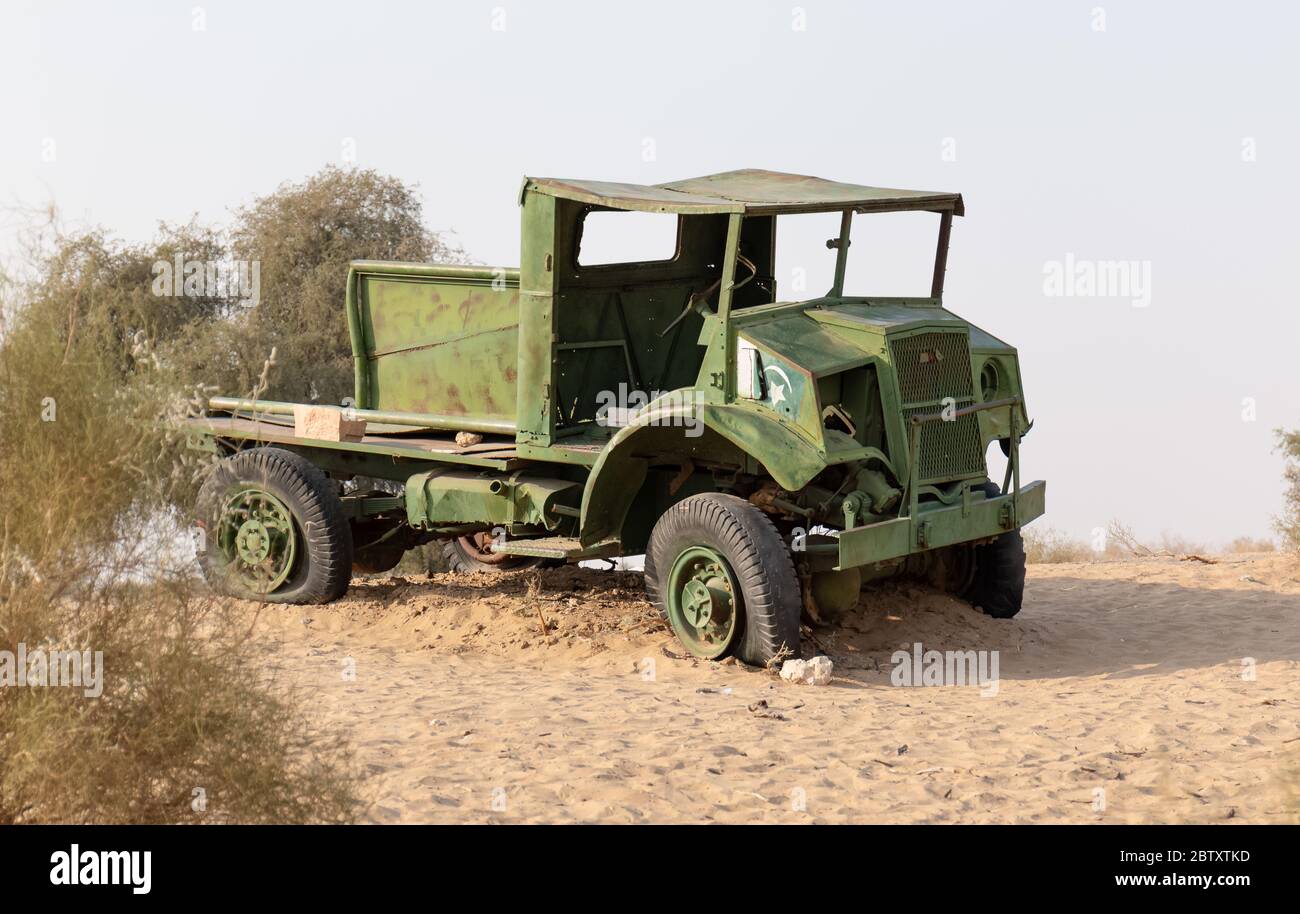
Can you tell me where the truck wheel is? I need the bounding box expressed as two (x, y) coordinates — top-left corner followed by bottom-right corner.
(195, 447), (353, 603)
(441, 533), (543, 573)
(964, 482), (1026, 619)
(644, 493), (800, 665)
(350, 516), (408, 575)
(924, 543), (977, 596)
(352, 543), (406, 575)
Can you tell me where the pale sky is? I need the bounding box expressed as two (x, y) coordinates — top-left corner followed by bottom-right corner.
(3, 0), (1297, 546)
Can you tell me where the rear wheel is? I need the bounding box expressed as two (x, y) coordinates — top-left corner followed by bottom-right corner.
(645, 493), (801, 665)
(925, 542), (977, 595)
(350, 516), (409, 575)
(440, 532), (544, 573)
(195, 447), (353, 603)
(352, 542), (406, 575)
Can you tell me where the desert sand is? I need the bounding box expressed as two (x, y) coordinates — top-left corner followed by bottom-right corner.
(249, 552), (1300, 824)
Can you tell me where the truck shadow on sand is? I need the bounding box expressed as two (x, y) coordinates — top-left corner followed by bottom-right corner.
(349, 562), (1300, 686)
(815, 572), (1300, 686)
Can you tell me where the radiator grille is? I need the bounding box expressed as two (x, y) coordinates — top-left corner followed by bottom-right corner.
(888, 331), (987, 484)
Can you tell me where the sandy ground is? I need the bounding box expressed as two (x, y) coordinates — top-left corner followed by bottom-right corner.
(249, 552), (1300, 824)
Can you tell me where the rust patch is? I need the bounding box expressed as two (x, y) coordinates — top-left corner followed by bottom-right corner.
(459, 291), (484, 329)
(480, 384), (498, 414)
(444, 383), (466, 414)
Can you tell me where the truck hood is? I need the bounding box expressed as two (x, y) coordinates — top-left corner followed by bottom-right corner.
(732, 299), (1013, 368)
(808, 300), (1014, 351)
(807, 300), (966, 335)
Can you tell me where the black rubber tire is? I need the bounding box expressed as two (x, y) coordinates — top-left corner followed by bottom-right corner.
(440, 538), (543, 574)
(644, 493), (801, 665)
(195, 447), (353, 604)
(352, 543), (406, 575)
(350, 516), (409, 575)
(924, 543), (978, 596)
(964, 482), (1026, 619)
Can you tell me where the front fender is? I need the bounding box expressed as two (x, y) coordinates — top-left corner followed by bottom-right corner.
(578, 397), (827, 546)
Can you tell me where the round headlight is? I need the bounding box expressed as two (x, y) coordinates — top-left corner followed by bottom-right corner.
(979, 360), (1000, 401)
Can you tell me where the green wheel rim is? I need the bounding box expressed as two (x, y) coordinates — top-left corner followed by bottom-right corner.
(665, 545), (740, 659)
(216, 486), (298, 594)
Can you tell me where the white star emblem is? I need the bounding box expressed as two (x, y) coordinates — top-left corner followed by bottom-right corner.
(763, 365), (793, 408)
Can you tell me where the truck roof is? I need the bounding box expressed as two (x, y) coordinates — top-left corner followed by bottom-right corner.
(521, 168), (964, 217)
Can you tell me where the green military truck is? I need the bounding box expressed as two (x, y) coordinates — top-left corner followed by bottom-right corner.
(188, 169), (1045, 665)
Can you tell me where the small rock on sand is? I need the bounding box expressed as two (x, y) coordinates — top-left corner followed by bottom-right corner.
(779, 656), (833, 685)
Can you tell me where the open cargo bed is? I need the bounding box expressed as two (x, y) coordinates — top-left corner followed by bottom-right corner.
(190, 412), (523, 470)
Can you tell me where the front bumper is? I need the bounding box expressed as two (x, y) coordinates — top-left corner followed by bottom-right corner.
(837, 479), (1046, 570)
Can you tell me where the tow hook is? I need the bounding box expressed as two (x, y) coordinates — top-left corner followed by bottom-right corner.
(916, 520), (931, 548)
(999, 502), (1015, 529)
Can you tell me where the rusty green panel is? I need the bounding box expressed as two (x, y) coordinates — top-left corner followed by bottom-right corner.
(576, 409), (756, 546)
(739, 312), (870, 378)
(733, 336), (817, 439)
(802, 303), (990, 487)
(733, 310), (872, 446)
(516, 189), (558, 446)
(969, 323), (1028, 443)
(350, 264), (519, 422)
(837, 481), (1045, 569)
(577, 398), (829, 546)
(405, 469), (580, 531)
(806, 300), (956, 334)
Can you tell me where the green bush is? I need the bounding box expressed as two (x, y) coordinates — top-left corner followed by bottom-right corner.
(0, 165), (454, 822)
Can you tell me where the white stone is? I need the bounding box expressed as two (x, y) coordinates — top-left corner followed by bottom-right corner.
(807, 655), (833, 684)
(779, 655), (832, 685)
(779, 659), (807, 682)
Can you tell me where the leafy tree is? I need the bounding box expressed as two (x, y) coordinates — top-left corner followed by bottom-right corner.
(222, 165), (467, 403)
